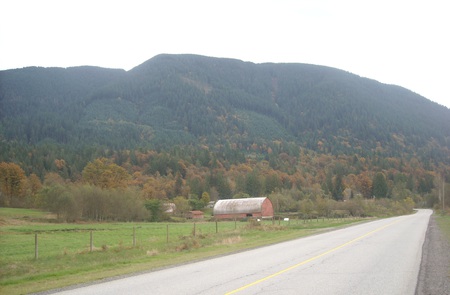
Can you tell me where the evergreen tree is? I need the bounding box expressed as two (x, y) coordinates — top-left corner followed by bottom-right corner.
(245, 171), (262, 197)
(332, 173), (344, 201)
(373, 172), (388, 198)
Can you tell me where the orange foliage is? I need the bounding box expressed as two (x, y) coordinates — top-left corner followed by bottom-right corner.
(141, 174), (175, 200)
(0, 162), (26, 206)
(54, 159), (66, 170)
(357, 172), (373, 198)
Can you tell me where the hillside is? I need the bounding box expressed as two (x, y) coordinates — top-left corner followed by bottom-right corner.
(1, 54), (450, 178)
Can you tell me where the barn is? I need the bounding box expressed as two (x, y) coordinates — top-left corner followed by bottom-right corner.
(213, 197), (274, 219)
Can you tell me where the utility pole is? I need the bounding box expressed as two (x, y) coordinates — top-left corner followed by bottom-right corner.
(443, 175), (445, 211)
(440, 173), (446, 212)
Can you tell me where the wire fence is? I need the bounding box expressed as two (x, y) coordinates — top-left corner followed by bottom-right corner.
(1, 216), (360, 261)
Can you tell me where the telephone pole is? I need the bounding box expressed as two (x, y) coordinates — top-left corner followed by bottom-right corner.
(443, 175), (445, 211)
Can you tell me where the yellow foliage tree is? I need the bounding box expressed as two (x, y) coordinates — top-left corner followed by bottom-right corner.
(0, 162), (26, 207)
(25, 173), (42, 208)
(44, 172), (66, 186)
(141, 174), (175, 200)
(201, 191), (210, 205)
(82, 158), (130, 189)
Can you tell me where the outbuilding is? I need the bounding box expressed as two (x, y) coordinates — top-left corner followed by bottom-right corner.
(188, 210), (204, 219)
(213, 197), (274, 219)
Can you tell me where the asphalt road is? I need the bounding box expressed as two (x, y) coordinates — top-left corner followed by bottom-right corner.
(52, 209), (432, 295)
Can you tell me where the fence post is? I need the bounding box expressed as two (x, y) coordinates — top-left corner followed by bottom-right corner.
(215, 220), (218, 234)
(193, 223), (196, 237)
(133, 227), (136, 247)
(35, 233), (38, 260)
(166, 224), (169, 244)
(90, 231), (93, 252)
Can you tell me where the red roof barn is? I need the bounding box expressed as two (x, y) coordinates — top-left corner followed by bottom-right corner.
(213, 197), (274, 219)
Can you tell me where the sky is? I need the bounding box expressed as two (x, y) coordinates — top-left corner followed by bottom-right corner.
(1, 0), (449, 108)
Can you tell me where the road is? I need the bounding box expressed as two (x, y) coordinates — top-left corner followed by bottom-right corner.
(52, 209), (431, 295)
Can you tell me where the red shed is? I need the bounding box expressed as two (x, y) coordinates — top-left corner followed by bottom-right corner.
(188, 210), (204, 219)
(213, 197), (274, 219)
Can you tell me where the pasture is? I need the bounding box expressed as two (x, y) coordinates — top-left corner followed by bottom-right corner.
(1, 208), (366, 294)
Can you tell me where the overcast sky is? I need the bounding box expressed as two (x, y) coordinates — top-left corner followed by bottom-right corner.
(1, 0), (449, 108)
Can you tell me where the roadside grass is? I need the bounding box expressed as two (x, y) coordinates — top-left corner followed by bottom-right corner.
(435, 213), (450, 278)
(0, 208), (367, 295)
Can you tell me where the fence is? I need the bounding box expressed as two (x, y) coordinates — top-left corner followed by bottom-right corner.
(2, 216), (359, 261)
(18, 221), (245, 260)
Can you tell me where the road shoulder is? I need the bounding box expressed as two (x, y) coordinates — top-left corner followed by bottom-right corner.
(415, 214), (450, 295)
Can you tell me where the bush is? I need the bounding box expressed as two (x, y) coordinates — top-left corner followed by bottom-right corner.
(39, 184), (149, 222)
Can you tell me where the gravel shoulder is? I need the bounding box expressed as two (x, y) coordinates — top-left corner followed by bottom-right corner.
(416, 214), (450, 295)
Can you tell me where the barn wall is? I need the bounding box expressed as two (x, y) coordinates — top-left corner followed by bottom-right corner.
(214, 212), (272, 219)
(261, 198), (274, 217)
(215, 212), (266, 220)
(214, 213), (247, 219)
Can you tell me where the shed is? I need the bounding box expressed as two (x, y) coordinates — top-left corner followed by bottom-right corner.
(188, 210), (204, 219)
(213, 197), (274, 219)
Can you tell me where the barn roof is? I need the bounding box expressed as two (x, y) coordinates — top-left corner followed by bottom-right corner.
(213, 197), (270, 215)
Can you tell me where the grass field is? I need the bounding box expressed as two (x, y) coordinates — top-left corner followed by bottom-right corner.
(0, 208), (368, 294)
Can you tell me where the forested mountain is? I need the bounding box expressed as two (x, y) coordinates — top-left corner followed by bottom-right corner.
(1, 54), (450, 178)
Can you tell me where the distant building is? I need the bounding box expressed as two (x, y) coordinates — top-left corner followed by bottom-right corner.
(188, 210), (204, 219)
(164, 203), (176, 214)
(213, 197), (274, 219)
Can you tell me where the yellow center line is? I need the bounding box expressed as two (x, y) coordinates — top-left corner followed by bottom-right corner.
(225, 219), (402, 294)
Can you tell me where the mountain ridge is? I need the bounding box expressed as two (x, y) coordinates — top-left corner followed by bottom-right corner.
(1, 54), (449, 177)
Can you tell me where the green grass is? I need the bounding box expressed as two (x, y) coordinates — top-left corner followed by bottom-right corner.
(0, 207), (52, 220)
(0, 208), (367, 294)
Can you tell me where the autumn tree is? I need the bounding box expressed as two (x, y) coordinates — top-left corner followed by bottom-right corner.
(0, 162), (26, 207)
(25, 173), (42, 207)
(201, 191), (210, 206)
(43, 172), (66, 186)
(357, 172), (373, 198)
(141, 174), (175, 200)
(82, 158), (130, 189)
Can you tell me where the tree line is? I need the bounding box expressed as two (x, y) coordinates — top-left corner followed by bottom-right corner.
(1, 144), (448, 222)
